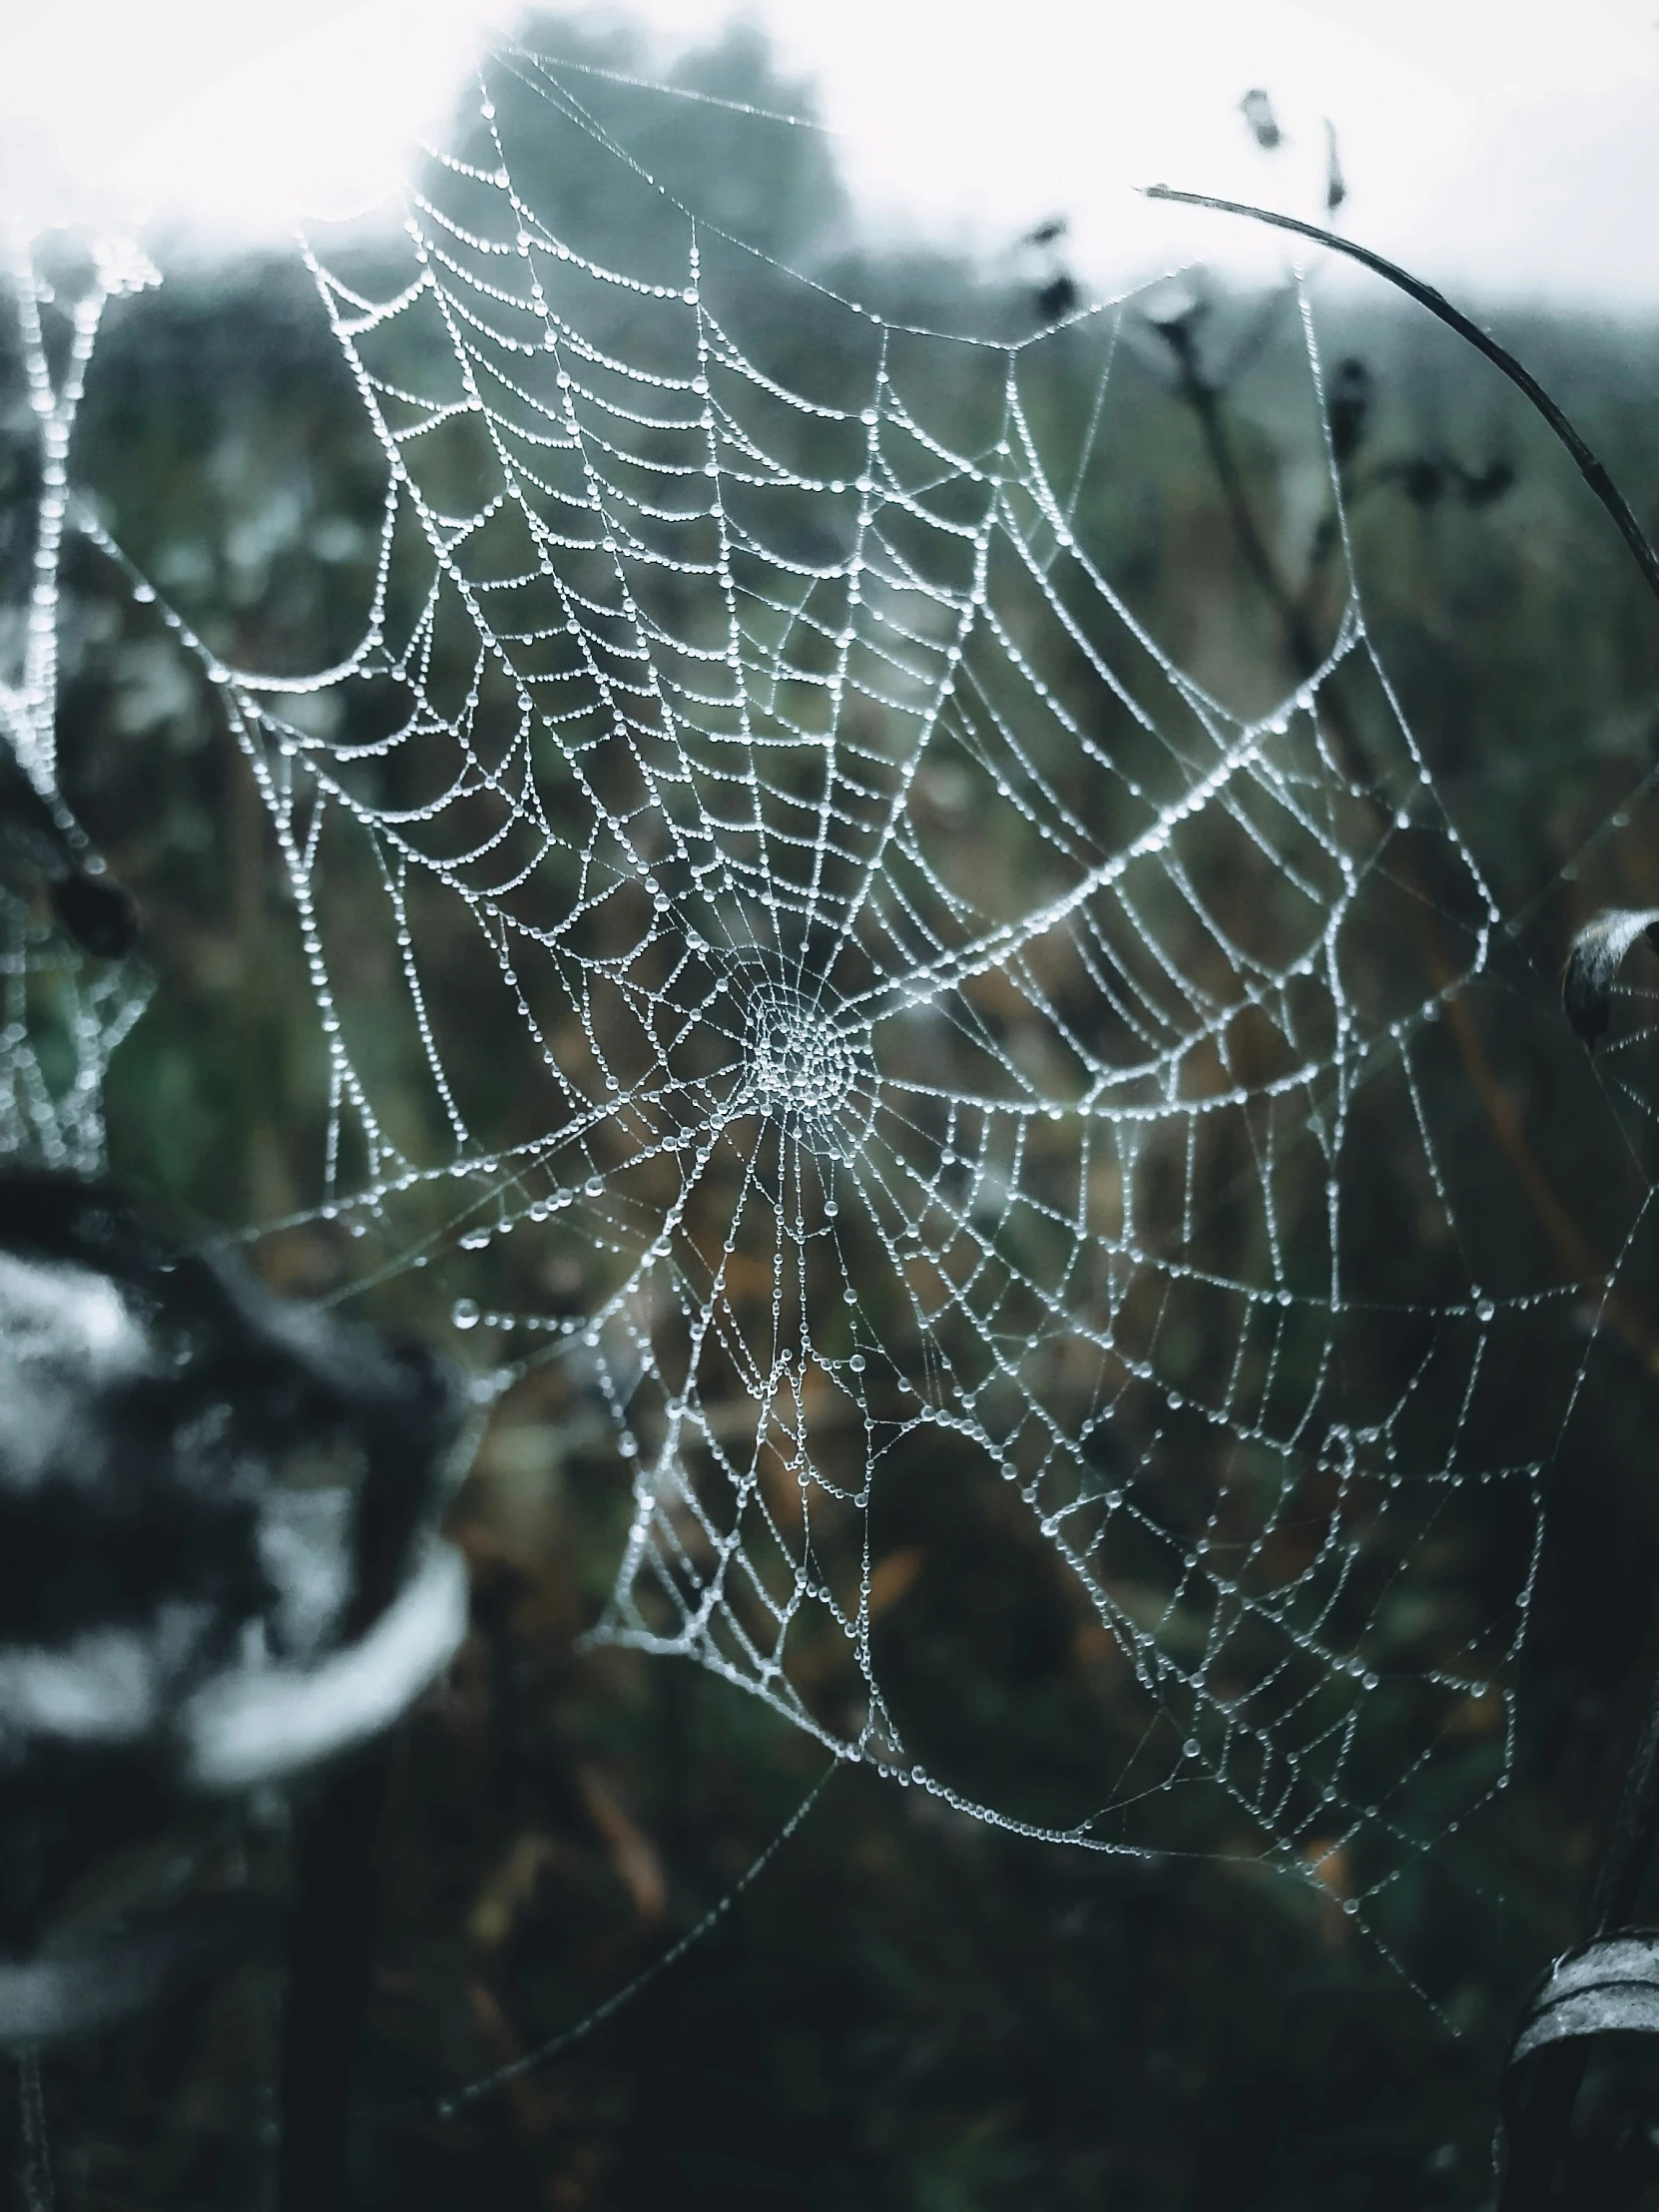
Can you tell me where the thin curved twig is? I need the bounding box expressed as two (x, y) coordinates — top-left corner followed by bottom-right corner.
(1143, 185), (1659, 612)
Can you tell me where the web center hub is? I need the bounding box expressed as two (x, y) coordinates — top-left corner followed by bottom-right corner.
(742, 985), (875, 1158)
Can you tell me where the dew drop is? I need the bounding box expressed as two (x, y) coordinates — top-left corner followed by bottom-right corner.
(451, 1298), (480, 1331)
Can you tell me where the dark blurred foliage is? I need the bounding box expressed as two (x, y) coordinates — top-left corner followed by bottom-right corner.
(6, 12), (1659, 2209)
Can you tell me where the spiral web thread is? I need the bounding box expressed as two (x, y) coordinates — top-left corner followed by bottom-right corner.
(38, 35), (1600, 1962)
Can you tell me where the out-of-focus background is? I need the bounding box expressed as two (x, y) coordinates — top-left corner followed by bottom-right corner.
(4, 6), (1659, 2208)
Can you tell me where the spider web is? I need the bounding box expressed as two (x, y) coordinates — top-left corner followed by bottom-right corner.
(14, 27), (1616, 1973)
(0, 240), (150, 1173)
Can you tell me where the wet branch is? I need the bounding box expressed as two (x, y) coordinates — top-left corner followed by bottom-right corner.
(1143, 186), (1659, 614)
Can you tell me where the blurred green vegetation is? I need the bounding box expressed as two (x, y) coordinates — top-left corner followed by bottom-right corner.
(7, 12), (1659, 2209)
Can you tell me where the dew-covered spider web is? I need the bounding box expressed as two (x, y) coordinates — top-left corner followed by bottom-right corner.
(0, 239), (151, 1172)
(13, 25), (1648, 1984)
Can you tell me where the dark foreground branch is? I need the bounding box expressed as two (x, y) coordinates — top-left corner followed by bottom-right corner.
(1142, 185), (1659, 613)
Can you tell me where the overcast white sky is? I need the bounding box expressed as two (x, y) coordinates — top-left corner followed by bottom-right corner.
(1, 0), (1655, 310)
